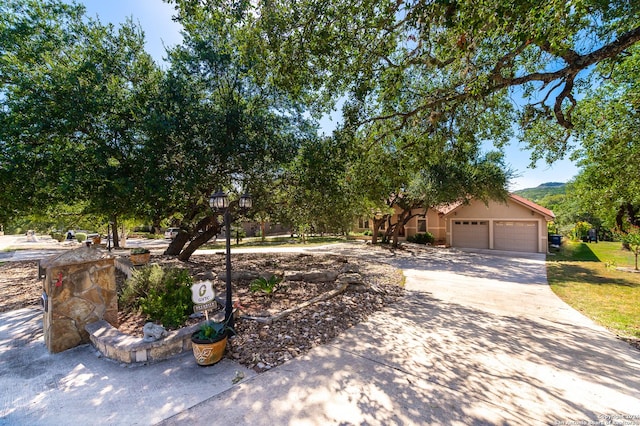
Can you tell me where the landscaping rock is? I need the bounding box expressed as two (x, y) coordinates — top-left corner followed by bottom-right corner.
(285, 270), (339, 282)
(142, 322), (167, 342)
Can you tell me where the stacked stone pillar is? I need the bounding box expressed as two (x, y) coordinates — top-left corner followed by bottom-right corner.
(41, 246), (118, 353)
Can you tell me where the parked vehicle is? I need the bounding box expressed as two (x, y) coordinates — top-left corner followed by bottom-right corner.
(164, 228), (180, 239)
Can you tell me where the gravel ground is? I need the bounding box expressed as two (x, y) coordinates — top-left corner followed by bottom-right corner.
(1, 251), (405, 372)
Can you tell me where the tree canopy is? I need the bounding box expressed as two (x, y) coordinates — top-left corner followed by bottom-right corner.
(4, 0), (640, 252)
(240, 1), (639, 143)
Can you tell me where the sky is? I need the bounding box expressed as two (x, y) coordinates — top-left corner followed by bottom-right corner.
(74, 0), (580, 191)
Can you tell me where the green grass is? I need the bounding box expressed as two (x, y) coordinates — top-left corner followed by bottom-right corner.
(547, 241), (640, 339)
(200, 235), (346, 250)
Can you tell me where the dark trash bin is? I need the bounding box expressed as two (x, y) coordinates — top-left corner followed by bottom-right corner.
(549, 234), (562, 247)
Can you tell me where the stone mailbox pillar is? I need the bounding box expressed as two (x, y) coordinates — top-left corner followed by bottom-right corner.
(41, 246), (117, 353)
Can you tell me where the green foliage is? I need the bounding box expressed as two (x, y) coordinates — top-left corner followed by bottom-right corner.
(548, 259), (640, 339)
(570, 221), (592, 241)
(50, 232), (65, 242)
(276, 136), (358, 238)
(75, 233), (87, 242)
(619, 227), (640, 270)
(120, 265), (194, 328)
(131, 247), (150, 255)
(514, 183), (566, 205)
(407, 232), (435, 245)
(249, 275), (283, 295)
(549, 241), (600, 262)
(192, 318), (234, 342)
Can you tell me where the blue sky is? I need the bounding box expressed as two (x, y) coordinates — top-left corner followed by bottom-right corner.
(74, 0), (580, 191)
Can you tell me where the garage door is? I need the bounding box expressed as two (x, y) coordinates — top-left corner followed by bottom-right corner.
(452, 220), (489, 249)
(494, 221), (538, 252)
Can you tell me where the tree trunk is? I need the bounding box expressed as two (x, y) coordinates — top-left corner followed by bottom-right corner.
(152, 218), (162, 235)
(392, 221), (402, 247)
(260, 221), (266, 242)
(165, 232), (190, 256)
(371, 216), (386, 245)
(178, 225), (220, 261)
(626, 203), (639, 227)
(383, 219), (395, 243)
(616, 205), (625, 232)
(392, 209), (419, 248)
(112, 216), (120, 249)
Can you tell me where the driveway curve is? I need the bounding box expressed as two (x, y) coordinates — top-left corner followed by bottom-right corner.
(168, 245), (640, 425)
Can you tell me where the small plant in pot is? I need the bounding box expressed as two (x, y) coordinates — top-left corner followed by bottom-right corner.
(191, 319), (234, 366)
(130, 247), (151, 265)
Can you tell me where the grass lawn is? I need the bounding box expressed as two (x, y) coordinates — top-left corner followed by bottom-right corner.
(200, 235), (347, 250)
(547, 241), (640, 340)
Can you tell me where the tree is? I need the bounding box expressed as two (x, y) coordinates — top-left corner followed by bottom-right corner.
(344, 87), (513, 247)
(619, 227), (640, 270)
(0, 0), (89, 224)
(233, 1), (640, 143)
(0, 1), (161, 247)
(148, 1), (309, 260)
(567, 46), (640, 232)
(276, 135), (357, 239)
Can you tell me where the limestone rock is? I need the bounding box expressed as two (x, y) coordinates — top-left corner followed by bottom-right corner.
(142, 322), (167, 342)
(217, 270), (260, 281)
(285, 270), (339, 282)
(337, 272), (364, 286)
(341, 263), (360, 274)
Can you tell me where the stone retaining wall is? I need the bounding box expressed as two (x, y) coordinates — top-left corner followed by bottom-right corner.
(86, 320), (200, 364)
(86, 258), (365, 364)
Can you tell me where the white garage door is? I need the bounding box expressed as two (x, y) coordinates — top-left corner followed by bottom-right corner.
(452, 220), (489, 249)
(494, 221), (538, 252)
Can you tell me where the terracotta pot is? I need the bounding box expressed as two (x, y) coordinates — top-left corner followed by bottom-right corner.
(191, 333), (228, 366)
(130, 252), (150, 266)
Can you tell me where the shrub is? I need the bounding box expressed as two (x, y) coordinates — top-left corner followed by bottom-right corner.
(75, 233), (87, 242)
(51, 232), (65, 242)
(120, 265), (194, 328)
(363, 230), (373, 236)
(131, 247), (150, 254)
(249, 275), (283, 296)
(407, 232), (434, 245)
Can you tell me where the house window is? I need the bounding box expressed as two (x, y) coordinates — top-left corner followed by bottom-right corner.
(418, 219), (427, 232)
(358, 218), (369, 229)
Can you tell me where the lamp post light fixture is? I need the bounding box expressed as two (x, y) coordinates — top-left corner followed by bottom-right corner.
(209, 190), (252, 329)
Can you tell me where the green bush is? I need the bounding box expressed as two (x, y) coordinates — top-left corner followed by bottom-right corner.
(131, 247), (150, 254)
(407, 232), (434, 245)
(75, 233), (87, 242)
(51, 232), (65, 242)
(250, 275), (283, 296)
(120, 265), (194, 328)
(363, 230), (373, 236)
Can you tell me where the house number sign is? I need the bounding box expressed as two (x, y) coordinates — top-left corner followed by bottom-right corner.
(191, 280), (215, 305)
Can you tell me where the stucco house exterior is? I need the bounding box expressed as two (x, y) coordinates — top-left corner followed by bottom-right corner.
(355, 194), (554, 253)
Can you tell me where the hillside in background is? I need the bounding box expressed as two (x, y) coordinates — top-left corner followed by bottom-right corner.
(514, 182), (566, 204)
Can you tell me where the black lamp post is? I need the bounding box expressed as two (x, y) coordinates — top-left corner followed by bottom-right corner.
(209, 191), (252, 329)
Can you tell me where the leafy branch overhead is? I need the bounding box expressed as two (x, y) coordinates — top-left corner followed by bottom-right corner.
(222, 0), (640, 145)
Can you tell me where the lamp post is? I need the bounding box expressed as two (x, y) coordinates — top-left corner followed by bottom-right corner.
(209, 191), (252, 329)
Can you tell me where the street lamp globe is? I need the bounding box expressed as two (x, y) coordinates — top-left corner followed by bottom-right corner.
(239, 193), (252, 210)
(209, 190), (229, 211)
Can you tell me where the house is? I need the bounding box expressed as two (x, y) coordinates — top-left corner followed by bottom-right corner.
(355, 194), (554, 253)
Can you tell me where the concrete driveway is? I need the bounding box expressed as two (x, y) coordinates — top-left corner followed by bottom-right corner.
(166, 246), (640, 425)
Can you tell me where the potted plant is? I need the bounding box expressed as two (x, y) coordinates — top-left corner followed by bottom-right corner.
(130, 248), (151, 265)
(191, 319), (234, 366)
